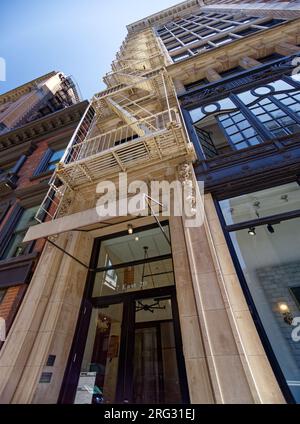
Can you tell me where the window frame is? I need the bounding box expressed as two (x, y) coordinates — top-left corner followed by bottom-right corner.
(33, 148), (65, 177)
(213, 180), (300, 404)
(183, 65), (300, 160)
(0, 288), (6, 304)
(0, 204), (39, 260)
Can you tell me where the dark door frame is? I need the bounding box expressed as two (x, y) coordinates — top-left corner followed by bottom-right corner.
(58, 223), (190, 405)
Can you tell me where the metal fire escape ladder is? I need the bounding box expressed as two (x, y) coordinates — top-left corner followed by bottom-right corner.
(32, 28), (195, 226)
(105, 96), (156, 137)
(34, 103), (96, 223)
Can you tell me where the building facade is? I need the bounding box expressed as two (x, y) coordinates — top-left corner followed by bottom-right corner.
(0, 72), (87, 347)
(1, 0), (300, 404)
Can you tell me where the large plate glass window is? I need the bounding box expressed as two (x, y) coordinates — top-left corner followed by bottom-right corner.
(219, 182), (300, 403)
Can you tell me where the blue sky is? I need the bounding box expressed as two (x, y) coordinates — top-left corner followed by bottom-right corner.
(0, 0), (179, 99)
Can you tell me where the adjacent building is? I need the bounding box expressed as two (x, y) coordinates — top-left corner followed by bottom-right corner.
(0, 72), (87, 346)
(1, 0), (300, 404)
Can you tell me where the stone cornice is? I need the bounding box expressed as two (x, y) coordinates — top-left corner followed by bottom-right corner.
(0, 71), (56, 105)
(127, 0), (202, 33)
(0, 100), (89, 153)
(126, 0), (300, 34)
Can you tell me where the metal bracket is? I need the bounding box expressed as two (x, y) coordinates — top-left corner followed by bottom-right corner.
(144, 194), (171, 246)
(46, 238), (94, 271)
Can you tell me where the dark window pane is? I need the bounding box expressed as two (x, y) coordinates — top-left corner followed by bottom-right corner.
(185, 78), (209, 91)
(235, 27), (260, 37)
(262, 19), (285, 28)
(219, 66), (244, 79)
(259, 53), (283, 64)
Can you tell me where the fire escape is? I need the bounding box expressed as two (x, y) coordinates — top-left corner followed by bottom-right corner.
(35, 28), (195, 223)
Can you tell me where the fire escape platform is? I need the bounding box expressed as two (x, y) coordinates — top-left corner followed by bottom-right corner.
(57, 117), (189, 189)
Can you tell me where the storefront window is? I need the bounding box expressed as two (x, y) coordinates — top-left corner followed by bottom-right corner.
(219, 182), (300, 225)
(74, 303), (123, 404)
(219, 184), (300, 403)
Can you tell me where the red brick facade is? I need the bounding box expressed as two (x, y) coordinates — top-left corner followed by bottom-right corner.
(0, 100), (88, 343)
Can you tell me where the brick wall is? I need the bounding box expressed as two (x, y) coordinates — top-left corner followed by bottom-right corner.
(0, 284), (27, 347)
(17, 127), (73, 189)
(0, 284), (26, 323)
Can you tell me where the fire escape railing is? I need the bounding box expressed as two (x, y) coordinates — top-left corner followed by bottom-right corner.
(63, 108), (179, 165)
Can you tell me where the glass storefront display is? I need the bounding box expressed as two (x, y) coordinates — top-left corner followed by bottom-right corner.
(219, 183), (300, 403)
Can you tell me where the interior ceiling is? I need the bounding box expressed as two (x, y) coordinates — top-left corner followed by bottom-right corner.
(101, 226), (174, 287)
(228, 183), (300, 217)
(104, 226), (171, 263)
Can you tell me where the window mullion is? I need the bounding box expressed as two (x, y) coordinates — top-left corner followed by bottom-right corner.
(215, 113), (236, 149)
(283, 74), (300, 90)
(231, 94), (273, 141)
(271, 94), (300, 125)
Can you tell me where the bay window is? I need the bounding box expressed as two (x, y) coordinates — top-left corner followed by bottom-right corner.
(189, 73), (300, 159)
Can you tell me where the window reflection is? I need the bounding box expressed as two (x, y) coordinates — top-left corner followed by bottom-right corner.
(74, 304), (123, 404)
(98, 225), (171, 268)
(219, 185), (300, 403)
(94, 225), (174, 297)
(229, 219), (300, 403)
(93, 258), (174, 297)
(190, 75), (300, 159)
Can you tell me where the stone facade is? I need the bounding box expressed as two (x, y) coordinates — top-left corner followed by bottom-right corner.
(1, 0), (300, 404)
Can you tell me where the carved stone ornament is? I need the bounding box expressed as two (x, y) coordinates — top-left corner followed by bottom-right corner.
(178, 162), (197, 217)
(57, 192), (74, 218)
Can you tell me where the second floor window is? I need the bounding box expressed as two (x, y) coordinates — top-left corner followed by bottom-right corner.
(33, 148), (65, 176)
(189, 73), (300, 159)
(45, 149), (65, 172)
(0, 289), (6, 304)
(1, 205), (39, 260)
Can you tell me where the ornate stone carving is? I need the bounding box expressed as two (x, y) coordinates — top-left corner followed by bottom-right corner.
(57, 191), (74, 218)
(178, 162), (197, 217)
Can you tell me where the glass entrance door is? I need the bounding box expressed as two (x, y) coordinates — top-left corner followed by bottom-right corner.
(74, 303), (123, 404)
(72, 291), (185, 404)
(60, 224), (189, 404)
(133, 296), (182, 404)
